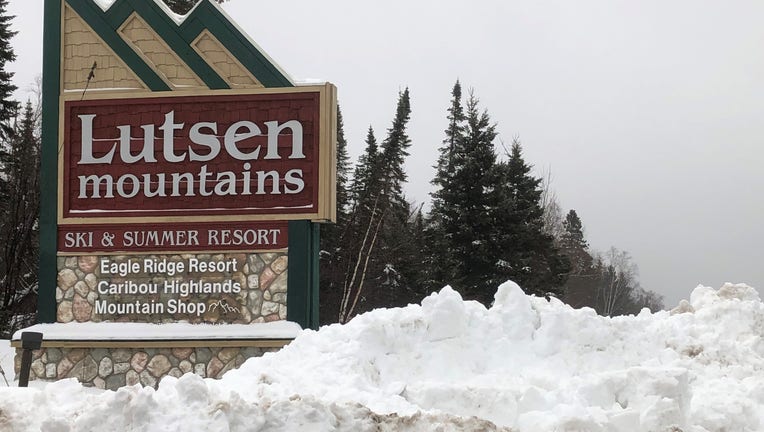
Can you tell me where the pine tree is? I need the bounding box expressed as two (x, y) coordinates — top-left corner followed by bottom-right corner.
(378, 88), (412, 215)
(363, 88), (417, 311)
(349, 127), (380, 209)
(558, 209), (598, 309)
(427, 85), (501, 304)
(334, 106), (351, 222)
(0, 0), (17, 140)
(426, 81), (466, 291)
(491, 140), (569, 297)
(0, 102), (41, 336)
(560, 209), (593, 274)
(336, 90), (415, 323)
(449, 92), (501, 302)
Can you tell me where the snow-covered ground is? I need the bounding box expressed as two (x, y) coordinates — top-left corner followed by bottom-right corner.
(0, 281), (762, 431)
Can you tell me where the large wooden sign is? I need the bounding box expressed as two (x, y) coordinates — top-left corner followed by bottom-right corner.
(39, 0), (328, 331)
(61, 87), (336, 223)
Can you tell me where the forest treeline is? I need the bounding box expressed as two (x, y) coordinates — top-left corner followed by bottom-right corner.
(0, 0), (663, 335)
(319, 82), (664, 325)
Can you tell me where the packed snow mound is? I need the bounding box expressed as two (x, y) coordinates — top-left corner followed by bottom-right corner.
(1, 282), (763, 431)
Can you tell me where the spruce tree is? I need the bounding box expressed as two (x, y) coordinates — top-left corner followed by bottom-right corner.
(349, 126), (380, 209)
(378, 88), (412, 216)
(428, 85), (501, 304)
(558, 210), (598, 308)
(334, 106), (351, 222)
(336, 90), (415, 322)
(0, 0), (17, 140)
(491, 140), (569, 297)
(367, 88), (417, 309)
(426, 81), (466, 291)
(560, 210), (593, 274)
(450, 92), (501, 302)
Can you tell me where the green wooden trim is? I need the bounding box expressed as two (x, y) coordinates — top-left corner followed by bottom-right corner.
(68, 0), (291, 91)
(65, 0), (171, 91)
(132, 2), (229, 89)
(310, 222), (320, 327)
(191, 2), (293, 88)
(39, 0), (63, 323)
(104, 0), (229, 89)
(287, 221), (320, 330)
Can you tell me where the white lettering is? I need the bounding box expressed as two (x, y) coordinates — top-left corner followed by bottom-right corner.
(78, 114), (115, 164)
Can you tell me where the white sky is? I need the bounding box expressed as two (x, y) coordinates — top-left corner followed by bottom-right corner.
(7, 0), (764, 306)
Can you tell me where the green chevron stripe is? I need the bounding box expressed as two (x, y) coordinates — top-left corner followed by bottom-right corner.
(66, 0), (171, 91)
(66, 0), (293, 90)
(105, 0), (230, 89)
(180, 1), (294, 88)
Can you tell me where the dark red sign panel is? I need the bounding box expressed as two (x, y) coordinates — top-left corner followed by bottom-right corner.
(58, 221), (288, 253)
(62, 90), (329, 220)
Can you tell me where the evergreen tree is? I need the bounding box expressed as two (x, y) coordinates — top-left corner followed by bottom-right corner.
(0, 102), (41, 336)
(427, 85), (502, 304)
(334, 106), (351, 222)
(363, 88), (417, 311)
(163, 0), (227, 14)
(0, 0), (17, 140)
(378, 88), (412, 215)
(491, 140), (569, 297)
(426, 80), (466, 291)
(558, 209), (598, 309)
(560, 209), (593, 274)
(448, 92), (501, 302)
(349, 127), (380, 209)
(335, 90), (416, 323)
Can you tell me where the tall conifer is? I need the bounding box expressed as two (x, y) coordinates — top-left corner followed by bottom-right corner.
(560, 210), (593, 274)
(491, 140), (569, 296)
(426, 81), (466, 290)
(336, 90), (416, 322)
(379, 88), (412, 215)
(428, 85), (501, 303)
(0, 0), (17, 139)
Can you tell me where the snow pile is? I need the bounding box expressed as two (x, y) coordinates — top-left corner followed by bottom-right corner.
(1, 282), (763, 431)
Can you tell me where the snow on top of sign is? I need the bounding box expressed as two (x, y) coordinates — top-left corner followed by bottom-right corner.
(89, 1), (208, 26)
(295, 78), (328, 86)
(91, 0), (116, 12)
(12, 321), (302, 341)
(154, 0), (200, 25)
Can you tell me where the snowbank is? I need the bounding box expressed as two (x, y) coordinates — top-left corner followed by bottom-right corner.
(0, 281), (762, 431)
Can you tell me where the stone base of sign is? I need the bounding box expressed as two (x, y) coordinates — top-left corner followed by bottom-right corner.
(13, 341), (287, 390)
(56, 252), (289, 325)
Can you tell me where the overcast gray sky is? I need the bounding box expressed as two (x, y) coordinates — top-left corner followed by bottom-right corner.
(8, 0), (764, 307)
